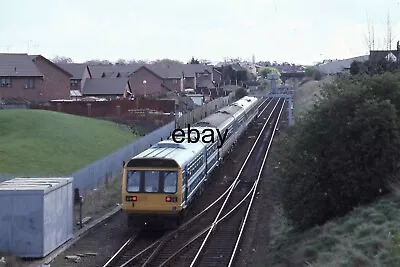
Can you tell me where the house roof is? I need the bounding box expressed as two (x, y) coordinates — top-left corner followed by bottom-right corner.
(221, 85), (244, 91)
(146, 64), (184, 79)
(29, 55), (73, 77)
(317, 55), (369, 74)
(82, 77), (129, 95)
(214, 62), (247, 72)
(89, 64), (141, 78)
(140, 63), (214, 79)
(88, 63), (215, 80)
(197, 76), (215, 88)
(70, 90), (83, 97)
(0, 53), (43, 77)
(57, 63), (88, 79)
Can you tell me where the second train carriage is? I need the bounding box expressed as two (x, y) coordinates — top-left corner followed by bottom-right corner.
(177, 127), (220, 180)
(121, 96), (260, 228)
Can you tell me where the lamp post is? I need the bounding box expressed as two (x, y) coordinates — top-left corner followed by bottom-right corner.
(143, 80), (147, 97)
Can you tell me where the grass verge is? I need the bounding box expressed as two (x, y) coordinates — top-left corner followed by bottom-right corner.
(0, 109), (137, 176)
(73, 174), (122, 231)
(293, 76), (334, 118)
(266, 192), (400, 266)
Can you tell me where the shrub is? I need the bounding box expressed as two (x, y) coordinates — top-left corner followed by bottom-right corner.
(235, 88), (248, 100)
(273, 73), (400, 230)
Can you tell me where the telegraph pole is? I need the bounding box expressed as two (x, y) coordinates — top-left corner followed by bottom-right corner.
(288, 95), (294, 126)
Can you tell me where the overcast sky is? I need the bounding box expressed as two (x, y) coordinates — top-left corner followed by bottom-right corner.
(1, 0), (400, 65)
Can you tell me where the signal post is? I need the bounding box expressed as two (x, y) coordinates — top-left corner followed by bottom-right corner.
(267, 73), (294, 126)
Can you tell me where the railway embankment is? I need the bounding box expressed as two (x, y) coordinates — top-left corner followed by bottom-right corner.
(251, 73), (400, 266)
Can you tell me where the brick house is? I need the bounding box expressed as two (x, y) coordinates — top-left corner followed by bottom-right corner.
(128, 65), (182, 97)
(55, 62), (223, 100)
(57, 63), (92, 92)
(128, 64), (222, 97)
(0, 53), (72, 103)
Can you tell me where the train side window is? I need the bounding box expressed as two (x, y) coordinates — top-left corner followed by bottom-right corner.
(163, 171), (177, 193)
(126, 170), (140, 192)
(144, 171), (160, 192)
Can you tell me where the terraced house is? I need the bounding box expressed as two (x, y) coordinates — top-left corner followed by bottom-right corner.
(0, 53), (72, 103)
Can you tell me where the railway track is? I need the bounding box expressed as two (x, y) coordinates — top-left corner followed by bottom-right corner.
(190, 99), (286, 267)
(102, 96), (282, 267)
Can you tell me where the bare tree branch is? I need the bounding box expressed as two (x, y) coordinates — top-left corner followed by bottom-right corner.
(364, 10), (376, 51)
(386, 10), (394, 50)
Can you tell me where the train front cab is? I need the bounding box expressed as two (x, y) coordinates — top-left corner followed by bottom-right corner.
(122, 158), (183, 229)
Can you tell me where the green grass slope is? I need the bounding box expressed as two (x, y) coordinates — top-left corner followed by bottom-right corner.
(293, 76), (334, 118)
(0, 109), (137, 176)
(268, 193), (400, 266)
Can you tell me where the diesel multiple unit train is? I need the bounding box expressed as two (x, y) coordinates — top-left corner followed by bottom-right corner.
(121, 96), (260, 228)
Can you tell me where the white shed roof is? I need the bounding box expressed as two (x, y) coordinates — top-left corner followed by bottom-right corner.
(0, 177), (73, 194)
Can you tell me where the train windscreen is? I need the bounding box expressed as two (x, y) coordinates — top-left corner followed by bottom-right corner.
(126, 170), (178, 194)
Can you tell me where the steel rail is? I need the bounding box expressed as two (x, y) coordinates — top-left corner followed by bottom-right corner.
(102, 231), (141, 267)
(159, 180), (258, 267)
(228, 98), (286, 267)
(118, 182), (238, 267)
(257, 97), (274, 118)
(104, 97), (278, 267)
(189, 98), (282, 267)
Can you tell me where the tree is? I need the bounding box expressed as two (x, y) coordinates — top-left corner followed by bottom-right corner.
(153, 58), (183, 64)
(272, 73), (400, 230)
(116, 59), (128, 65)
(350, 61), (362, 75)
(235, 88), (248, 100)
(84, 59), (112, 65)
(189, 57), (200, 64)
(385, 10), (394, 50)
(129, 59), (148, 64)
(365, 11), (376, 51)
(258, 66), (280, 79)
(304, 66), (315, 77)
(52, 56), (73, 63)
(350, 59), (400, 76)
(304, 66), (322, 80)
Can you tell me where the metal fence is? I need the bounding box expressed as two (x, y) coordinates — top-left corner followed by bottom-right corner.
(0, 105), (28, 109)
(70, 121), (175, 190)
(175, 94), (235, 129)
(0, 95), (235, 190)
(0, 121), (175, 190)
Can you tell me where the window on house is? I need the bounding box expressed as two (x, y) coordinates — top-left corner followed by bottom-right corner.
(173, 79), (178, 84)
(24, 78), (35, 89)
(70, 80), (79, 87)
(1, 77), (11, 88)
